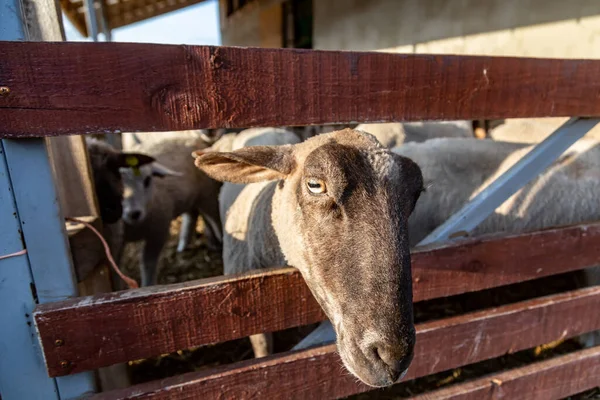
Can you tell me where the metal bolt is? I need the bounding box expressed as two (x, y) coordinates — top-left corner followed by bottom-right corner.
(60, 360), (70, 369)
(0, 86), (10, 96)
(54, 339), (64, 347)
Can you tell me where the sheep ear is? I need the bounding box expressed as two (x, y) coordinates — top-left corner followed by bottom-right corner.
(151, 162), (183, 178)
(391, 153), (424, 215)
(194, 145), (295, 184)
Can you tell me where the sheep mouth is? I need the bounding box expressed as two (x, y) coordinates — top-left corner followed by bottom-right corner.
(336, 331), (415, 388)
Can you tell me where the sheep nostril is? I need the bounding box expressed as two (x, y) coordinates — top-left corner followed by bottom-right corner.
(370, 342), (413, 382)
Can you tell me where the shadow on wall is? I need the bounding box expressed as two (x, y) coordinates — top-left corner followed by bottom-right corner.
(314, 0), (600, 50)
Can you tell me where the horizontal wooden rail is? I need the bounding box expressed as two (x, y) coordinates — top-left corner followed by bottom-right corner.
(2, 42), (600, 138)
(89, 286), (600, 399)
(33, 222), (600, 377)
(408, 346), (600, 400)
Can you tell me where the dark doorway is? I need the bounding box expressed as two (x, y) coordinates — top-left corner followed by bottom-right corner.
(282, 0), (313, 49)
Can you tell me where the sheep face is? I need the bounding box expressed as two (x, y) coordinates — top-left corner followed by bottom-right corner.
(91, 155), (125, 224)
(120, 159), (182, 225)
(195, 129), (424, 388)
(86, 139), (154, 224)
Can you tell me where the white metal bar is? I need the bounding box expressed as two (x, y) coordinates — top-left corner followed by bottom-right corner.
(83, 0), (98, 41)
(98, 0), (120, 150)
(97, 0), (111, 41)
(293, 320), (335, 349)
(293, 117), (600, 352)
(417, 117), (599, 246)
(0, 1), (98, 398)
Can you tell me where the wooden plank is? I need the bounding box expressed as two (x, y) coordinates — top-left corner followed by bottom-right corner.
(411, 221), (600, 300)
(77, 264), (132, 392)
(3, 42), (600, 138)
(88, 286), (600, 400)
(408, 346), (600, 400)
(47, 136), (100, 220)
(20, 0), (65, 41)
(36, 267), (324, 378)
(33, 222), (600, 377)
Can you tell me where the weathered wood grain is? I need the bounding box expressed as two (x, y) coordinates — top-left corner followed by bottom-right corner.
(2, 41), (600, 138)
(33, 222), (600, 377)
(408, 346), (600, 400)
(77, 264), (132, 391)
(88, 286), (600, 399)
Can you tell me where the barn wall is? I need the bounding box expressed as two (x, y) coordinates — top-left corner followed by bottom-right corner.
(219, 0), (283, 48)
(313, 0), (600, 58)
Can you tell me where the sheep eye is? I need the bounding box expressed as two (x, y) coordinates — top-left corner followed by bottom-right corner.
(306, 178), (326, 194)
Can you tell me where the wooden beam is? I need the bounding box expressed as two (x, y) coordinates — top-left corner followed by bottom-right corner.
(47, 136), (100, 219)
(407, 346), (600, 400)
(33, 222), (600, 377)
(77, 264), (131, 391)
(2, 42), (600, 138)
(87, 286), (600, 399)
(410, 222), (600, 300)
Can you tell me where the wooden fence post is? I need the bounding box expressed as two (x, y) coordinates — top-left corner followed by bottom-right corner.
(0, 0), (98, 398)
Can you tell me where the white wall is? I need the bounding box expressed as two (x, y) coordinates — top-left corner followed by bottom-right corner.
(314, 0), (600, 58)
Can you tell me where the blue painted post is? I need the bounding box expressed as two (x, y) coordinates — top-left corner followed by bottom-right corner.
(0, 0), (98, 399)
(2, 141), (99, 399)
(292, 117), (600, 351)
(0, 143), (61, 400)
(0, 146), (99, 400)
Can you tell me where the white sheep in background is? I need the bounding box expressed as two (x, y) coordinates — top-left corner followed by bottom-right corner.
(292, 124), (356, 141)
(230, 127), (303, 150)
(194, 128), (425, 388)
(121, 128), (226, 149)
(355, 120), (474, 148)
(490, 117), (600, 144)
(178, 127), (303, 155)
(121, 133), (223, 287)
(206, 132), (237, 152)
(392, 137), (600, 246)
(393, 136), (600, 347)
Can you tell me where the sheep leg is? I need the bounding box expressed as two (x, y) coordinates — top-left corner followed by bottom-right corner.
(249, 332), (273, 358)
(177, 211), (199, 253)
(140, 229), (169, 287)
(201, 212), (223, 251)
